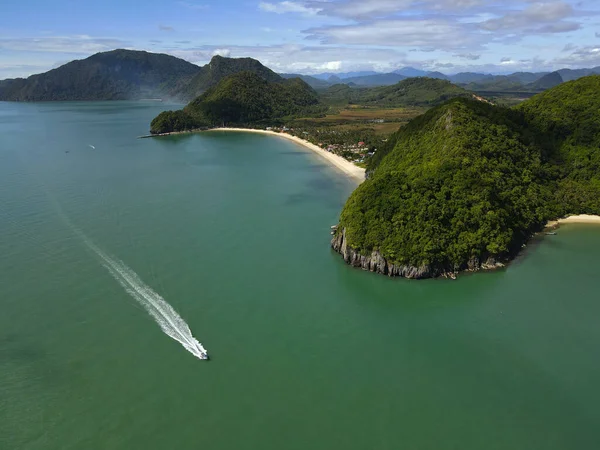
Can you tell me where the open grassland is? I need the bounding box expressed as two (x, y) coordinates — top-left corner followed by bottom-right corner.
(291, 106), (425, 135)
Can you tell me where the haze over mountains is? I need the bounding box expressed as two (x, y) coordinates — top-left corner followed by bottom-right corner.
(1, 49), (600, 102)
(285, 66), (600, 90)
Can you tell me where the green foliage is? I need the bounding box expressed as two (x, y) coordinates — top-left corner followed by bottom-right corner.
(361, 77), (470, 106)
(517, 75), (600, 213)
(526, 71), (563, 90)
(150, 110), (205, 134)
(0, 49), (200, 101)
(151, 71), (324, 131)
(339, 98), (551, 270)
(337, 76), (600, 273)
(0, 51), (288, 102)
(320, 77), (471, 108)
(179, 55), (283, 100)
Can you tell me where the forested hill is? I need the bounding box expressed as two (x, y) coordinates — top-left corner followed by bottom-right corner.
(332, 76), (600, 279)
(0, 49), (201, 101)
(517, 75), (600, 214)
(0, 51), (286, 102)
(320, 77), (470, 107)
(176, 55), (283, 100)
(150, 72), (324, 134)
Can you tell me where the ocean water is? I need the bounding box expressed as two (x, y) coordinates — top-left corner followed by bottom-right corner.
(1, 101), (599, 450)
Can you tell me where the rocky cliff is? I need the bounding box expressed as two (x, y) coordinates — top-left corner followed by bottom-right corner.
(331, 228), (505, 279)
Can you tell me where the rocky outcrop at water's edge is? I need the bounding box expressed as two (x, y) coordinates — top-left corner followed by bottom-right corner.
(331, 228), (505, 279)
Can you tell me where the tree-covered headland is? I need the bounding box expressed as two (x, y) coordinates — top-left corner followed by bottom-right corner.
(333, 76), (600, 278)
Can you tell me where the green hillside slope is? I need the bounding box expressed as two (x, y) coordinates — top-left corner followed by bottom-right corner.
(518, 75), (600, 213)
(150, 71), (323, 133)
(332, 76), (600, 278)
(177, 55), (283, 100)
(0, 49), (200, 101)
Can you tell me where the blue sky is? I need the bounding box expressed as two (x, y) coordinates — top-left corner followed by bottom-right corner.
(1, 0), (600, 78)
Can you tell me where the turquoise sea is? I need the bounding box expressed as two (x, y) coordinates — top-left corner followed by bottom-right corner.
(1, 101), (599, 449)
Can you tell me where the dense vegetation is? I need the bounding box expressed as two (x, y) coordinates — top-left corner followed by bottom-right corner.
(0, 51), (288, 102)
(320, 78), (470, 107)
(527, 71), (563, 90)
(335, 76), (600, 277)
(517, 75), (600, 214)
(178, 55), (283, 100)
(150, 72), (323, 133)
(0, 49), (200, 101)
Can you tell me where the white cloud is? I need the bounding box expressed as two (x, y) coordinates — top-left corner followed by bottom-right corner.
(554, 45), (600, 66)
(259, 1), (320, 14)
(454, 52), (481, 60)
(164, 43), (406, 74)
(309, 0), (412, 19)
(319, 61), (342, 70)
(480, 1), (579, 34)
(212, 48), (231, 57)
(0, 36), (128, 54)
(306, 19), (477, 50)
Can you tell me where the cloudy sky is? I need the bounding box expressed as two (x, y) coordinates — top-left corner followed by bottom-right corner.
(1, 0), (600, 79)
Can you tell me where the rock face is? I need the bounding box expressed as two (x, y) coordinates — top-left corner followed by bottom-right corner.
(331, 228), (504, 279)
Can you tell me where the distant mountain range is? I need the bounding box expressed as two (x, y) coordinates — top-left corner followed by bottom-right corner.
(297, 66), (600, 91)
(1, 49), (599, 102)
(0, 50), (282, 102)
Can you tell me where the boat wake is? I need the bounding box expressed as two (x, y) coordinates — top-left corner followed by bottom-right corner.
(33, 171), (208, 361)
(81, 237), (208, 360)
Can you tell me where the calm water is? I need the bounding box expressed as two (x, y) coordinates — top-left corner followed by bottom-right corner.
(1, 101), (599, 450)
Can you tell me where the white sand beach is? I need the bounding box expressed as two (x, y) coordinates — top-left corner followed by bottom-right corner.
(207, 128), (366, 183)
(546, 214), (600, 227)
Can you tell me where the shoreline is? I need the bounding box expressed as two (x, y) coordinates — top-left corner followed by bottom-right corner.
(546, 214), (600, 228)
(207, 128), (366, 182)
(142, 127), (366, 183)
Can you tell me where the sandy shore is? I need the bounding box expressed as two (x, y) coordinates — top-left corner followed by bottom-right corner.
(207, 128), (366, 183)
(546, 214), (600, 227)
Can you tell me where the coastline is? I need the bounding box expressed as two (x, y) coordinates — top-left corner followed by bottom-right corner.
(546, 214), (600, 228)
(207, 128), (366, 182)
(142, 127), (366, 183)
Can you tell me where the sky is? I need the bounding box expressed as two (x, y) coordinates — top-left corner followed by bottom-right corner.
(1, 0), (600, 79)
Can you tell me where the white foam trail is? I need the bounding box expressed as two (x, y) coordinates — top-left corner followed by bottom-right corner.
(88, 144), (95, 149)
(32, 172), (207, 360)
(80, 237), (208, 360)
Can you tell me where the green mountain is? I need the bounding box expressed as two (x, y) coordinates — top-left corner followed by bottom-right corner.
(464, 76), (524, 92)
(342, 73), (406, 87)
(360, 77), (471, 107)
(178, 55), (282, 99)
(449, 72), (495, 84)
(557, 67), (600, 82)
(526, 71), (563, 90)
(0, 49), (201, 101)
(280, 73), (331, 89)
(332, 76), (600, 278)
(425, 71), (449, 80)
(150, 71), (323, 134)
(517, 75), (600, 214)
(320, 77), (470, 107)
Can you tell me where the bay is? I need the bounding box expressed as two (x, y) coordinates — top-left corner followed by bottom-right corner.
(1, 101), (599, 450)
